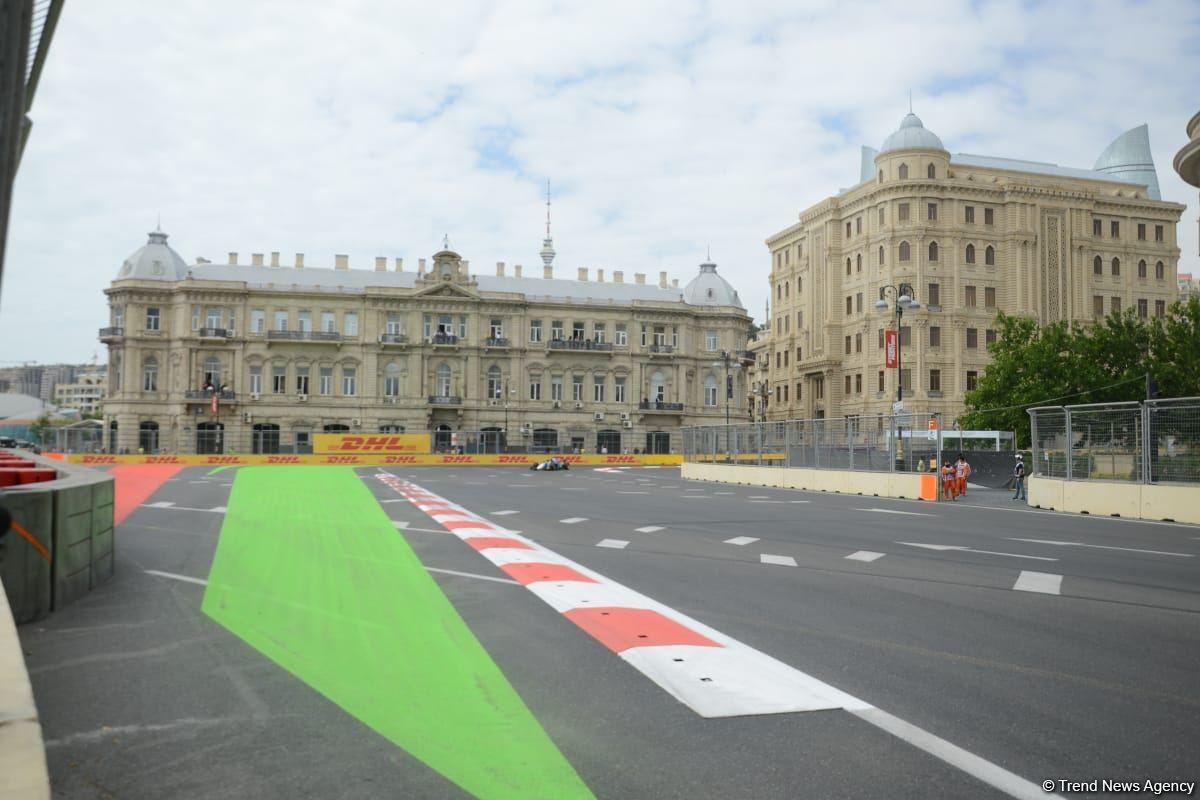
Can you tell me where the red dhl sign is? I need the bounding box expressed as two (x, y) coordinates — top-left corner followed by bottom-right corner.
(66, 452), (683, 467)
(314, 434), (431, 454)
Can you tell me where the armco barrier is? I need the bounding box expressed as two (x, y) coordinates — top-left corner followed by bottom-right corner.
(1029, 476), (1200, 524)
(681, 462), (927, 500)
(63, 452), (683, 468)
(0, 575), (50, 800)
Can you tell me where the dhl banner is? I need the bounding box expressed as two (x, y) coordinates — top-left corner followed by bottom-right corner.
(64, 453), (683, 467)
(314, 433), (432, 455)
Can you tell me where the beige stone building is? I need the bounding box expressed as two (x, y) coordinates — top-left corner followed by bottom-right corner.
(53, 370), (107, 416)
(99, 227), (750, 455)
(762, 114), (1184, 423)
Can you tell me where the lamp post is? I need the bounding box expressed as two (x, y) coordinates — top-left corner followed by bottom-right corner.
(502, 379), (515, 453)
(874, 282), (920, 407)
(712, 350), (742, 456)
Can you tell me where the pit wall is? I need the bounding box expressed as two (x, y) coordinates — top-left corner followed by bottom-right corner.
(0, 577), (50, 800)
(64, 453), (682, 467)
(681, 463), (931, 500)
(1028, 477), (1200, 524)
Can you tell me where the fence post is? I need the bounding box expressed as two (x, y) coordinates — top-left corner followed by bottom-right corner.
(1064, 408), (1073, 481)
(1141, 402), (1151, 485)
(1029, 410), (1039, 475)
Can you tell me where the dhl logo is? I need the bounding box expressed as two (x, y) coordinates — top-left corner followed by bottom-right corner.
(266, 456), (301, 464)
(323, 455), (364, 464)
(81, 456), (117, 464)
(497, 455), (532, 463)
(603, 456), (637, 463)
(440, 455), (474, 463)
(334, 436), (419, 452)
(205, 456), (242, 464)
(145, 456), (183, 464)
(382, 456), (418, 463)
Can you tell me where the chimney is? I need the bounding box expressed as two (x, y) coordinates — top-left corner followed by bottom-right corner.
(578, 267), (588, 281)
(228, 252), (238, 265)
(295, 253), (304, 268)
(418, 258), (426, 274)
(635, 273), (646, 285)
(270, 251), (280, 267)
(252, 253), (264, 266)
(658, 271), (668, 288)
(672, 278), (679, 288)
(597, 269), (605, 282)
(544, 265), (553, 279)
(496, 261), (505, 277)
(461, 260), (469, 274)
(394, 257), (403, 271)
(514, 264), (522, 278)
(335, 254), (349, 270)
(375, 257), (387, 272)
(614, 270), (624, 283)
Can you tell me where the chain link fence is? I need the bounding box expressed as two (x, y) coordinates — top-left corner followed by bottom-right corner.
(682, 412), (943, 473)
(1029, 397), (1200, 484)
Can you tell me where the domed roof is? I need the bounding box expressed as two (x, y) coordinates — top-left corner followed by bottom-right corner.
(1093, 124), (1161, 200)
(116, 228), (189, 281)
(880, 113), (946, 154)
(683, 261), (743, 308)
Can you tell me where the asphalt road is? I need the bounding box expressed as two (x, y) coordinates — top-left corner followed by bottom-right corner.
(18, 466), (1200, 799)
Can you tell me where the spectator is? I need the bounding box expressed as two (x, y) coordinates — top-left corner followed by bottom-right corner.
(1012, 453), (1026, 501)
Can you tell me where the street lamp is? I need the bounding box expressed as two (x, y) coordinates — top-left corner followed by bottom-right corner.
(502, 379), (516, 453)
(874, 282), (920, 406)
(712, 350), (743, 456)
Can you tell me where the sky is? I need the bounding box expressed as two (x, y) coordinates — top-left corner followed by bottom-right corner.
(2, 0), (1198, 363)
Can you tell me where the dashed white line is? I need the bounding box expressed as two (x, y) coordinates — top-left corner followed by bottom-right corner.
(635, 526), (665, 533)
(789, 500), (811, 504)
(859, 508), (934, 517)
(619, 491), (650, 495)
(560, 517), (587, 524)
(846, 551), (886, 562)
(596, 539), (629, 549)
(1012, 571), (1063, 595)
(897, 542), (1058, 562)
(1007, 538), (1195, 558)
(491, 510), (520, 516)
(748, 495), (770, 499)
(144, 569), (208, 586)
(724, 536), (760, 546)
(713, 491), (735, 495)
(760, 554), (797, 567)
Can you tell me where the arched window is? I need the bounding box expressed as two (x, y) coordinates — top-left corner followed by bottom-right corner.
(856, 254), (862, 272)
(203, 357), (220, 388)
(965, 243), (976, 264)
(487, 364), (502, 399)
(898, 241), (910, 262)
(846, 257), (852, 276)
(1156, 260), (1165, 280)
(1138, 259), (1147, 278)
(927, 163), (936, 179)
(1094, 255), (1103, 275)
(898, 163), (909, 179)
(928, 241), (938, 262)
(436, 363), (452, 397)
(704, 375), (718, 407)
(985, 245), (995, 266)
(878, 246), (885, 265)
(383, 362), (401, 397)
(1112, 257), (1120, 277)
(142, 357), (158, 392)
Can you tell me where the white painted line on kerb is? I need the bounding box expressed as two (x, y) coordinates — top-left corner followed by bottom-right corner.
(560, 517), (587, 524)
(635, 526), (665, 533)
(1012, 571), (1062, 595)
(760, 554), (797, 567)
(491, 510), (520, 516)
(144, 569), (208, 586)
(596, 539), (629, 549)
(1007, 538), (1195, 558)
(858, 508), (934, 517)
(724, 536), (760, 546)
(846, 551), (885, 563)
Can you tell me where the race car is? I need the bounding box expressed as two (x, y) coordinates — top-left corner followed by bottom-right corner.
(530, 456), (570, 471)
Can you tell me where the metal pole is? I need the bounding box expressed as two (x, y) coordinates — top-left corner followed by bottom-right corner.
(1064, 408), (1073, 481)
(896, 305), (903, 405)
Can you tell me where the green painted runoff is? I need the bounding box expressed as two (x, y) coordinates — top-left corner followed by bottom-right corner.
(202, 466), (593, 799)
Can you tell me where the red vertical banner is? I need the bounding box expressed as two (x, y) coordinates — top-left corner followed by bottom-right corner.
(210, 393), (219, 415)
(885, 329), (899, 368)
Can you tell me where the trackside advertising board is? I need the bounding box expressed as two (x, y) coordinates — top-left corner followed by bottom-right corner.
(314, 433), (432, 454)
(64, 453), (683, 467)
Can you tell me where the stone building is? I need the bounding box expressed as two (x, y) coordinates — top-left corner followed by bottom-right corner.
(53, 370), (107, 416)
(99, 226), (750, 455)
(762, 114), (1184, 423)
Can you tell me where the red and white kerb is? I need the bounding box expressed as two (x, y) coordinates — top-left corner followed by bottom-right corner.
(378, 474), (865, 719)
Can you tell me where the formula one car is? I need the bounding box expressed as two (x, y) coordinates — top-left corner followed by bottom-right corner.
(530, 456), (570, 471)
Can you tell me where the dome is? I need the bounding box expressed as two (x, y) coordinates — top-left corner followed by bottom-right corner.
(1094, 124), (1161, 200)
(879, 113), (946, 154)
(683, 262), (743, 308)
(116, 228), (189, 281)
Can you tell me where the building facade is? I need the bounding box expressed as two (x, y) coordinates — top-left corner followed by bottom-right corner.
(99, 229), (750, 455)
(53, 369), (107, 416)
(762, 114), (1184, 423)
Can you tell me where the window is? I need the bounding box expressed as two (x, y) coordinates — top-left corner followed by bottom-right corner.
(274, 310), (289, 331)
(899, 241), (910, 261)
(383, 363), (400, 397)
(572, 374), (584, 402)
(856, 253), (862, 272)
(795, 381), (803, 399)
(1111, 296), (1121, 313)
(900, 326), (911, 346)
(318, 366), (332, 395)
(385, 312), (403, 335)
(487, 365), (502, 399)
(846, 296), (853, 315)
(845, 335), (852, 354)
(856, 292), (863, 312)
(1091, 255), (1102, 276)
(142, 357), (158, 391)
(898, 202), (910, 221)
(1155, 224), (1164, 242)
(296, 365), (310, 395)
(985, 328), (996, 347)
(1137, 298), (1148, 318)
(529, 376), (541, 401)
(782, 385), (789, 402)
(966, 370), (978, 391)
(1155, 261), (1165, 280)
(705, 330), (717, 351)
(796, 346), (802, 360)
(878, 328), (884, 349)
(965, 243), (976, 264)
(704, 376), (718, 406)
(616, 323), (628, 346)
(490, 318), (504, 339)
(877, 370), (885, 392)
(966, 328), (978, 348)
(206, 306), (222, 329)
(985, 287), (996, 308)
(552, 320), (564, 340)
(815, 377), (824, 399)
(878, 246), (885, 265)
(1155, 300), (1166, 317)
(321, 311), (335, 333)
(845, 375), (852, 395)
(458, 315), (468, 339)
(927, 202), (937, 221)
(1093, 295), (1104, 317)
(1111, 220), (1120, 238)
(846, 258), (852, 276)
(573, 321), (586, 340)
(900, 369), (912, 391)
(846, 221), (852, 238)
(1138, 223), (1146, 241)
(342, 366), (357, 395)
(856, 217), (862, 234)
(1093, 218), (1102, 237)
(855, 373), (862, 393)
(855, 332), (862, 353)
(878, 207), (885, 225)
(551, 376), (563, 402)
(614, 376), (626, 403)
(435, 363), (452, 397)
(529, 319), (542, 343)
(776, 284), (782, 300)
(783, 350), (789, 367)
(927, 163), (936, 179)
(984, 208), (994, 225)
(203, 356), (221, 387)
(272, 365), (286, 394)
(593, 376), (605, 403)
(898, 164), (909, 179)
(249, 366), (262, 395)
(985, 246), (995, 266)
(593, 323), (607, 344)
(1138, 260), (1147, 278)
(1112, 258), (1120, 277)
(192, 306), (200, 331)
(965, 285), (977, 307)
(929, 326), (941, 347)
(965, 206), (975, 224)
(929, 369), (941, 392)
(343, 313), (359, 337)
(776, 352), (781, 369)
(928, 241), (938, 262)
(145, 307), (160, 331)
(928, 283), (940, 306)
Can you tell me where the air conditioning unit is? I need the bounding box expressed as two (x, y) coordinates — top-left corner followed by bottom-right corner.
(297, 394), (308, 402)
(619, 412), (631, 421)
(622, 420), (633, 429)
(250, 392), (260, 400)
(243, 413), (253, 424)
(593, 412), (605, 422)
(574, 401), (583, 410)
(552, 400), (562, 409)
(352, 418), (361, 428)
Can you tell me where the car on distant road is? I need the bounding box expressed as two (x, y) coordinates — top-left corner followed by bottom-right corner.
(13, 440), (41, 454)
(530, 456), (569, 471)
(0, 436), (16, 449)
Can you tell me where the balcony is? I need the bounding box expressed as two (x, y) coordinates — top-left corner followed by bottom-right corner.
(428, 333), (459, 346)
(639, 400), (684, 413)
(198, 327), (232, 339)
(548, 339), (614, 352)
(648, 344), (675, 355)
(98, 326), (124, 341)
(379, 333), (409, 346)
(266, 330), (342, 343)
(428, 394), (462, 405)
(484, 337), (510, 348)
(184, 389), (237, 402)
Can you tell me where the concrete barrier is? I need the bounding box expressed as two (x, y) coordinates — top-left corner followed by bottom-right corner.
(1029, 477), (1200, 524)
(0, 575), (50, 800)
(681, 462), (926, 500)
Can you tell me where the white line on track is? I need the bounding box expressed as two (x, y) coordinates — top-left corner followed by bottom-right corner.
(748, 495), (770, 499)
(491, 510), (519, 516)
(619, 491), (649, 495)
(897, 542), (1058, 561)
(144, 569), (208, 586)
(1007, 538), (1195, 557)
(426, 567), (520, 585)
(846, 551), (885, 562)
(724, 536), (759, 546)
(140, 504), (226, 513)
(146, 501), (175, 508)
(760, 554), (797, 566)
(379, 499), (408, 504)
(858, 508), (934, 517)
(1012, 571), (1062, 595)
(713, 491), (735, 495)
(596, 539), (629, 549)
(560, 517), (587, 524)
(789, 500), (811, 504)
(635, 526), (665, 533)
(393, 522), (456, 535)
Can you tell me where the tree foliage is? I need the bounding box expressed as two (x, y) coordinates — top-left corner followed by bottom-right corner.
(959, 296), (1200, 446)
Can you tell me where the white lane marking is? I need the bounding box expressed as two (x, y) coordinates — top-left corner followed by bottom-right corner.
(393, 522), (455, 535)
(506, 484), (535, 488)
(144, 569), (208, 586)
(848, 707), (1063, 800)
(714, 491), (735, 495)
(379, 499), (407, 504)
(597, 539), (629, 549)
(491, 510), (520, 516)
(724, 536), (760, 546)
(750, 500), (785, 503)
(897, 542), (1058, 561)
(139, 504), (226, 513)
(426, 567), (520, 585)
(858, 508), (934, 517)
(1012, 571), (1062, 595)
(146, 501), (175, 508)
(684, 488), (706, 492)
(789, 500), (811, 504)
(560, 487), (587, 491)
(560, 517), (587, 524)
(618, 491), (650, 494)
(846, 551), (885, 562)
(1007, 538), (1195, 558)
(635, 526), (665, 533)
(760, 554), (797, 566)
(748, 495), (771, 499)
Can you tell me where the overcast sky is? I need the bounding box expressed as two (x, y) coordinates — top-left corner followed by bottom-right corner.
(2, 0), (1198, 364)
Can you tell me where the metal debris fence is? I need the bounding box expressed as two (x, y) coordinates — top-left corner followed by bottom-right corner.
(1028, 397), (1200, 484)
(682, 412), (944, 473)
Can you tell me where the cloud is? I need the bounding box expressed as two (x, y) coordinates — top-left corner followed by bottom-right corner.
(2, 0), (1197, 361)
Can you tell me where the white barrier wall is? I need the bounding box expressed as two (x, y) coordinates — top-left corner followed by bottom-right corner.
(682, 463), (927, 500)
(0, 576), (50, 800)
(1029, 477), (1200, 524)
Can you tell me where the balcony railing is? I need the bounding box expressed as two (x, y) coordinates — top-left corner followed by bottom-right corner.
(548, 339), (614, 352)
(98, 327), (124, 339)
(648, 344), (675, 354)
(267, 330), (342, 342)
(639, 400), (684, 412)
(379, 333), (409, 345)
(184, 389), (237, 401)
(428, 334), (459, 346)
(428, 394), (462, 405)
(484, 337), (510, 348)
(198, 327), (232, 338)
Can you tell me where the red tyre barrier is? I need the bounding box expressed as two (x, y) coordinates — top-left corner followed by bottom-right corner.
(0, 467), (57, 485)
